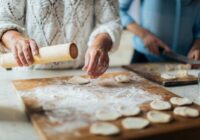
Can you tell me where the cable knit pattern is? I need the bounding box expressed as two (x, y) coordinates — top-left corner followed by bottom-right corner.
(0, 0), (122, 69)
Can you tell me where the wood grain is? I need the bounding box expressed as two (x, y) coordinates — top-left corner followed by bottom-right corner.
(12, 72), (200, 140)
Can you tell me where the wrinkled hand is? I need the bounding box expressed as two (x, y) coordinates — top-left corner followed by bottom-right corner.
(142, 32), (171, 55)
(10, 37), (39, 67)
(187, 46), (200, 69)
(83, 47), (109, 78)
(2, 30), (39, 67)
(83, 33), (112, 78)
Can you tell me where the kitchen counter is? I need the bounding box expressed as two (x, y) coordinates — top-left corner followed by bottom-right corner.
(0, 67), (200, 140)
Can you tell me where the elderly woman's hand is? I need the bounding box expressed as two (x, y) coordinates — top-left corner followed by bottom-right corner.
(2, 30), (39, 67)
(83, 33), (112, 78)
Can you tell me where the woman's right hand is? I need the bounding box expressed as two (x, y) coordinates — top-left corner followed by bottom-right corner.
(2, 30), (39, 67)
(127, 23), (171, 55)
(142, 31), (171, 55)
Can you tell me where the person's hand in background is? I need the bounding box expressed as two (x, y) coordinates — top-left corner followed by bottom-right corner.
(187, 39), (200, 68)
(142, 31), (171, 55)
(127, 23), (171, 55)
(83, 33), (112, 78)
(2, 30), (39, 67)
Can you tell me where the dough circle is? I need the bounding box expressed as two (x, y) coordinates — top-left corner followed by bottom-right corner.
(170, 97), (192, 106)
(67, 76), (90, 85)
(95, 109), (122, 121)
(147, 111), (172, 123)
(115, 75), (131, 83)
(98, 78), (117, 87)
(175, 70), (188, 78)
(122, 117), (150, 130)
(90, 122), (120, 136)
(118, 106), (141, 116)
(173, 107), (199, 118)
(160, 73), (176, 80)
(150, 100), (171, 110)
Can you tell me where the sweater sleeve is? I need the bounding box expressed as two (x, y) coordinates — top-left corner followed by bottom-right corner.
(0, 0), (26, 53)
(119, 0), (135, 27)
(88, 0), (122, 53)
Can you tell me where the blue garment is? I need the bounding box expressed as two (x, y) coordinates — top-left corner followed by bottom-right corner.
(119, 0), (200, 62)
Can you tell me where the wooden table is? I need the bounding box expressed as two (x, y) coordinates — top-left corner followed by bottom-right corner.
(12, 71), (200, 140)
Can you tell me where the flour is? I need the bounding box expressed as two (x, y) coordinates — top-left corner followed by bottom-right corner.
(18, 74), (162, 135)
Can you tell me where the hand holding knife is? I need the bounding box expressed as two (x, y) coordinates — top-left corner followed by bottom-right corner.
(158, 46), (200, 65)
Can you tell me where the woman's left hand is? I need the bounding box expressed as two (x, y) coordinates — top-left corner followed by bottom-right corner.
(83, 33), (112, 78)
(187, 44), (200, 68)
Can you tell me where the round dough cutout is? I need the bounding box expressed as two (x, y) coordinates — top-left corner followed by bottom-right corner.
(90, 122), (120, 136)
(170, 97), (192, 106)
(160, 73), (176, 80)
(96, 108), (122, 121)
(122, 117), (150, 130)
(115, 75), (131, 83)
(174, 107), (199, 118)
(67, 76), (90, 85)
(147, 111), (172, 123)
(118, 106), (141, 116)
(150, 100), (171, 111)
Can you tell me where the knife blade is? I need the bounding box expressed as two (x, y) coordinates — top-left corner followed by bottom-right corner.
(159, 47), (200, 65)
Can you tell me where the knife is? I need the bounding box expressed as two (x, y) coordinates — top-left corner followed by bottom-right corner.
(159, 47), (200, 65)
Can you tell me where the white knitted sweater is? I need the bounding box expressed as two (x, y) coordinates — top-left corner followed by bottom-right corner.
(0, 0), (122, 69)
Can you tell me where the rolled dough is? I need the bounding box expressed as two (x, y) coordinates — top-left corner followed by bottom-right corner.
(118, 106), (141, 116)
(67, 76), (90, 85)
(122, 117), (150, 130)
(160, 73), (176, 80)
(95, 108), (122, 121)
(150, 100), (171, 111)
(170, 97), (192, 106)
(161, 70), (189, 80)
(98, 78), (118, 87)
(174, 107), (199, 118)
(90, 122), (120, 136)
(175, 70), (188, 78)
(115, 75), (131, 83)
(147, 111), (172, 123)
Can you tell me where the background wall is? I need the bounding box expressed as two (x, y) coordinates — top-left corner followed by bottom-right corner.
(110, 0), (140, 66)
(109, 30), (133, 66)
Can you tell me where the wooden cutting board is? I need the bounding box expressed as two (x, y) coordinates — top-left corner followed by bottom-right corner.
(124, 63), (198, 86)
(12, 72), (200, 140)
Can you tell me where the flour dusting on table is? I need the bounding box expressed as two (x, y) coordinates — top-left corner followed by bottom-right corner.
(18, 74), (162, 135)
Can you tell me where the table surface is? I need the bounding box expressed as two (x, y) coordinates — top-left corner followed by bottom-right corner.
(0, 67), (200, 140)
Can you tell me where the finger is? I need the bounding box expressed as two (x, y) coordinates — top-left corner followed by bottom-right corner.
(12, 46), (23, 66)
(189, 52), (198, 60)
(87, 51), (100, 74)
(159, 41), (171, 52)
(187, 52), (193, 59)
(149, 43), (159, 55)
(152, 44), (160, 55)
(198, 50), (200, 60)
(194, 52), (199, 61)
(30, 39), (39, 56)
(17, 44), (29, 66)
(98, 62), (109, 77)
(95, 54), (109, 76)
(82, 53), (90, 71)
(22, 42), (33, 65)
(147, 44), (154, 53)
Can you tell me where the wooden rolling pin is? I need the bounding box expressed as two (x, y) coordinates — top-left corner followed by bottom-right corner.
(0, 43), (78, 68)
